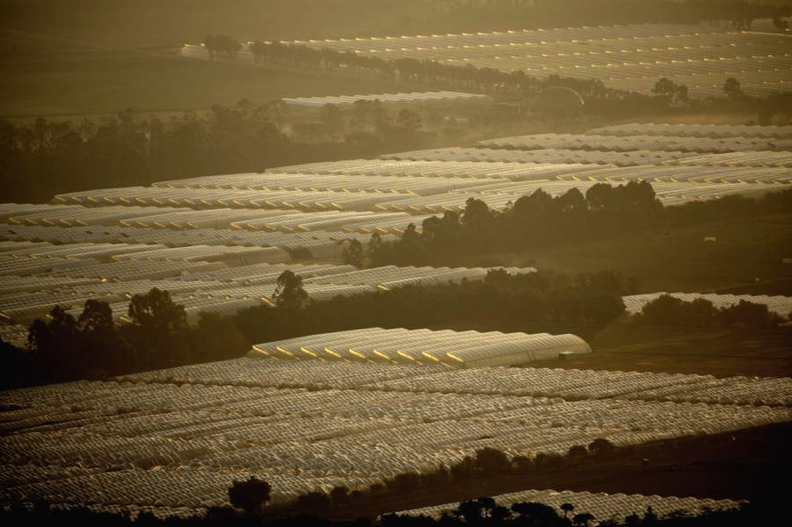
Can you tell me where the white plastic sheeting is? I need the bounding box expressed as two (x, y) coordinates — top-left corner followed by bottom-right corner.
(1, 358), (790, 515)
(589, 123), (792, 139)
(251, 327), (591, 367)
(0, 255), (533, 325)
(480, 133), (792, 155)
(292, 24), (792, 97)
(282, 91), (489, 108)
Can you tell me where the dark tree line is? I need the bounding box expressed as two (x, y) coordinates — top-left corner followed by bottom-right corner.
(635, 294), (788, 329)
(0, 104), (431, 204)
(245, 40), (792, 119)
(0, 288), (249, 389)
(232, 269), (633, 349)
(0, 269), (632, 389)
(230, 440), (621, 520)
(4, 261), (791, 390)
(358, 185), (792, 268)
(0, 435), (773, 525)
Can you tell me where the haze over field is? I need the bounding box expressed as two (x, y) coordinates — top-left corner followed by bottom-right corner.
(1, 1), (792, 526)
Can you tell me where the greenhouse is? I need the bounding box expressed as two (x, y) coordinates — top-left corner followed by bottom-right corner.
(1, 357), (789, 515)
(282, 90), (489, 108)
(250, 327), (591, 367)
(292, 24), (792, 97)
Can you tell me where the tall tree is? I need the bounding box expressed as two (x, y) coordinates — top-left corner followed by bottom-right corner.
(273, 270), (309, 310)
(228, 477), (271, 516)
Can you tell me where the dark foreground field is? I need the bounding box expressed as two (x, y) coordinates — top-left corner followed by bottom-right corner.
(442, 320), (792, 378)
(548, 325), (792, 378)
(495, 212), (792, 295)
(325, 421), (792, 519)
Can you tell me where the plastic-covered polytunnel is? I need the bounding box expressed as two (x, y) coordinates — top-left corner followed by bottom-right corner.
(250, 327), (590, 368)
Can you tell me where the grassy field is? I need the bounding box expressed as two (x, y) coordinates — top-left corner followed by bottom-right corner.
(0, 49), (406, 118)
(482, 212), (792, 294)
(0, 0), (435, 48)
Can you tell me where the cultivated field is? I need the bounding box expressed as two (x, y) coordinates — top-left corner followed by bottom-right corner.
(289, 24), (792, 97)
(2, 357), (790, 517)
(1, 122), (791, 330)
(1, 120), (791, 518)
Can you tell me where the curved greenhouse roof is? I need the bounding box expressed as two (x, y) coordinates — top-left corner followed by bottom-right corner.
(250, 327), (591, 368)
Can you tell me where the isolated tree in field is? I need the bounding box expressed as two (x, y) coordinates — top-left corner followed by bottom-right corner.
(273, 270), (309, 310)
(723, 78), (745, 101)
(128, 288), (187, 334)
(228, 477), (271, 515)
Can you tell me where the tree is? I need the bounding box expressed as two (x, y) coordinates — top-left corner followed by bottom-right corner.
(396, 109), (421, 131)
(294, 491), (333, 518)
(127, 288), (189, 368)
(273, 270), (309, 310)
(588, 438), (617, 458)
(561, 503), (575, 519)
(78, 299), (131, 375)
(28, 305), (82, 380)
(188, 312), (250, 363)
(228, 477), (271, 515)
(474, 447), (512, 474)
(573, 512), (595, 526)
(319, 104), (345, 139)
(567, 445), (589, 464)
(723, 78), (745, 101)
(203, 35), (242, 60)
(457, 497), (499, 522)
(78, 299), (115, 333)
(511, 501), (561, 526)
(128, 288), (187, 334)
(341, 238), (364, 268)
(652, 78), (688, 104)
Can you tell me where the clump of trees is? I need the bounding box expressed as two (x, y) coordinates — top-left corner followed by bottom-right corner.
(364, 182), (662, 267)
(0, 102), (439, 204)
(202, 35), (242, 60)
(1, 269), (631, 389)
(232, 268), (633, 348)
(1, 288), (249, 389)
(229, 477), (272, 516)
(361, 185), (792, 268)
(246, 38), (792, 119)
(634, 295), (786, 329)
(252, 439), (632, 521)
